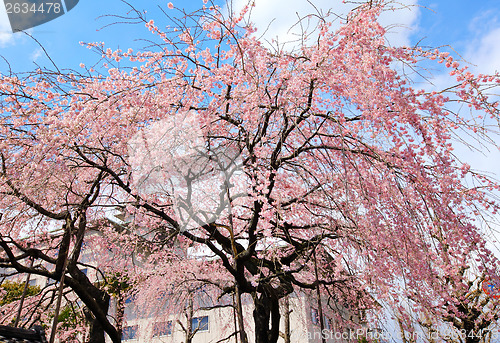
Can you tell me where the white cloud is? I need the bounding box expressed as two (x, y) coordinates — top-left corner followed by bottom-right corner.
(0, 3), (13, 47)
(465, 26), (500, 75)
(378, 1), (419, 47)
(228, 0), (419, 49)
(31, 47), (43, 62)
(423, 10), (500, 91)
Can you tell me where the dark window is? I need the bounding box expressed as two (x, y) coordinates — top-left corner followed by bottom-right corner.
(324, 316), (333, 330)
(122, 325), (138, 340)
(192, 316), (209, 332)
(124, 295), (138, 321)
(359, 309), (366, 322)
(28, 279), (37, 287)
(153, 321), (172, 337)
(125, 296), (134, 305)
(311, 308), (319, 325)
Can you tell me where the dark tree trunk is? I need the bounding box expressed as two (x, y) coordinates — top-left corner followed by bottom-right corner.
(82, 291), (116, 343)
(253, 292), (280, 343)
(282, 296), (291, 343)
(185, 296), (193, 343)
(235, 284), (249, 343)
(86, 314), (105, 343)
(66, 264), (120, 343)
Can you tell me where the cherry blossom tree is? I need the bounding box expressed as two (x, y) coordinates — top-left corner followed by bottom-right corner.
(1, 1), (500, 343)
(0, 167), (122, 343)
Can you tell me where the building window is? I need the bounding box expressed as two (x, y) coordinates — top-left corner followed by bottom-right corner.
(192, 316), (209, 332)
(311, 308), (319, 325)
(28, 279), (37, 287)
(359, 309), (366, 322)
(125, 296), (134, 305)
(324, 316), (333, 330)
(153, 321), (172, 337)
(122, 325), (138, 340)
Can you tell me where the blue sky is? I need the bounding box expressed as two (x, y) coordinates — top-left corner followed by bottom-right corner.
(0, 1), (500, 75)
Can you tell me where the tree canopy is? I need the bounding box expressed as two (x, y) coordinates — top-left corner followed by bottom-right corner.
(0, 1), (499, 342)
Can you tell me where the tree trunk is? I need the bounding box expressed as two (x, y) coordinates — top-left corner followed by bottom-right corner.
(253, 292), (280, 343)
(86, 313), (105, 343)
(185, 296), (193, 343)
(235, 284), (249, 343)
(283, 296), (291, 343)
(67, 266), (120, 343)
(82, 291), (115, 343)
(314, 250), (326, 343)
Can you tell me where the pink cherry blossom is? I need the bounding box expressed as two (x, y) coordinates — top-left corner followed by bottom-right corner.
(0, 2), (499, 342)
